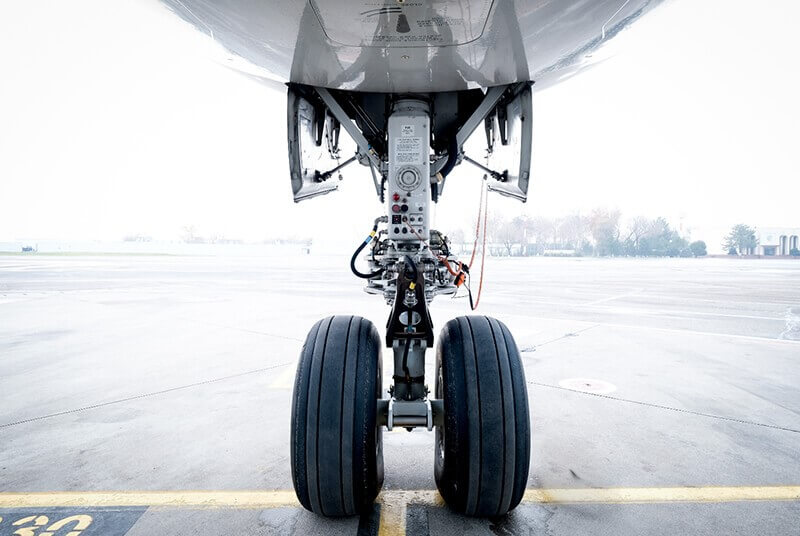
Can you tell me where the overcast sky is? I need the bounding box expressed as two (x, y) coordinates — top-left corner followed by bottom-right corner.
(1, 0), (798, 252)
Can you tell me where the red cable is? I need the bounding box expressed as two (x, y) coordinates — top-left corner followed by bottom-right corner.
(467, 183), (485, 270)
(406, 224), (462, 277)
(471, 182), (489, 310)
(404, 177), (489, 309)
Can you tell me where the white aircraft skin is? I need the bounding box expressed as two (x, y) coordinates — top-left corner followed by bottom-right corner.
(160, 0), (665, 93)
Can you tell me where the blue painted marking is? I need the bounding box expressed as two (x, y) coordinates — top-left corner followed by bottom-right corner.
(0, 506), (146, 536)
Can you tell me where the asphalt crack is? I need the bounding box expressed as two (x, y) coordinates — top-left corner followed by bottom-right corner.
(530, 381), (800, 434)
(0, 361), (294, 429)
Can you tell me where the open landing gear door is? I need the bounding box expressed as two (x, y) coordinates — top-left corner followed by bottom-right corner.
(485, 84), (532, 202)
(287, 86), (341, 202)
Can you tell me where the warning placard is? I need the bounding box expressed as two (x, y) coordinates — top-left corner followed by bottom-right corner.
(394, 137), (423, 165)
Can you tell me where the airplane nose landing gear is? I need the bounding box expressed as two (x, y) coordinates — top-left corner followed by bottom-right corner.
(290, 266), (529, 517)
(288, 84), (532, 517)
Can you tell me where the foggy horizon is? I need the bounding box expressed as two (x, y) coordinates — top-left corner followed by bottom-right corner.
(1, 0), (799, 253)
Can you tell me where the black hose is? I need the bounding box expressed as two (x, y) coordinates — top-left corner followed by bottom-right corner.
(438, 135), (460, 180)
(400, 255), (418, 400)
(371, 230), (385, 265)
(350, 221), (385, 279)
(400, 336), (412, 399)
(402, 255), (418, 281)
(432, 135), (459, 202)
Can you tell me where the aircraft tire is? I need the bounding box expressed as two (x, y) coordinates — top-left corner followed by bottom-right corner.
(434, 315), (530, 516)
(290, 315), (384, 516)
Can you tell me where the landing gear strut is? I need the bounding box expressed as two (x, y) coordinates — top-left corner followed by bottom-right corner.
(289, 84), (532, 517)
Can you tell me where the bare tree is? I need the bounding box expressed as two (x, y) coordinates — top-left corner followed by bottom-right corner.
(181, 225), (203, 244)
(527, 216), (554, 255)
(495, 220), (521, 256)
(589, 208), (622, 256)
(511, 216), (531, 255)
(556, 214), (588, 250)
(623, 216), (650, 255)
(447, 228), (465, 254)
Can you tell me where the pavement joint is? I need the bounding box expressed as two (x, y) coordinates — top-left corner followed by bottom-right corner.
(529, 381), (800, 434)
(0, 362), (294, 429)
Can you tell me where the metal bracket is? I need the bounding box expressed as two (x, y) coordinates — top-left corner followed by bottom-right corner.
(315, 87), (384, 198)
(463, 155), (508, 182)
(425, 399), (433, 430)
(386, 399), (434, 431)
(315, 88), (383, 169)
(315, 154), (357, 182)
(386, 259), (434, 348)
(378, 398), (443, 430)
(455, 85), (508, 150)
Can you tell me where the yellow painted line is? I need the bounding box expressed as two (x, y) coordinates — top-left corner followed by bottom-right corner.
(377, 491), (444, 536)
(374, 487), (800, 536)
(1, 486), (799, 512)
(523, 486), (800, 504)
(377, 492), (405, 536)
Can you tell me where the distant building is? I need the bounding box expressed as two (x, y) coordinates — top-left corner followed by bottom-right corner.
(757, 228), (800, 256)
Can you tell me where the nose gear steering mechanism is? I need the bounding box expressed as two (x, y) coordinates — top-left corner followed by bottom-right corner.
(289, 84), (532, 517)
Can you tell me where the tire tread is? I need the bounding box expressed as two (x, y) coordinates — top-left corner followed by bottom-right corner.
(435, 315), (530, 517)
(291, 316), (382, 516)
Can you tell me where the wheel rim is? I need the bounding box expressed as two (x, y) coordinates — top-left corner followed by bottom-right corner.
(375, 357), (384, 483)
(435, 360), (445, 462)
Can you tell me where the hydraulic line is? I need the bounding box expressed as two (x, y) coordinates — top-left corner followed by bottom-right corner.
(351, 217), (385, 279)
(406, 175), (489, 310)
(400, 338), (412, 399)
(467, 180), (486, 270)
(436, 136), (459, 181)
(406, 224), (464, 279)
(467, 179), (490, 310)
(402, 254), (419, 281)
(400, 255), (417, 398)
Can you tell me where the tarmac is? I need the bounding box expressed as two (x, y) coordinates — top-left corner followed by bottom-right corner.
(1, 254), (799, 535)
